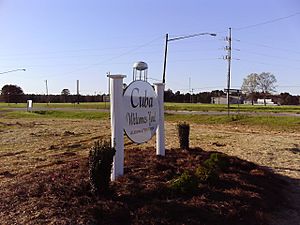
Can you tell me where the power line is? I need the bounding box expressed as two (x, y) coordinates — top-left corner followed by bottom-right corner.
(234, 12), (300, 31)
(239, 50), (300, 62)
(192, 86), (225, 90)
(237, 40), (300, 55)
(238, 58), (300, 70)
(20, 58), (219, 71)
(0, 45), (155, 58)
(0, 33), (167, 57)
(148, 77), (162, 82)
(42, 35), (164, 78)
(0, 48), (220, 61)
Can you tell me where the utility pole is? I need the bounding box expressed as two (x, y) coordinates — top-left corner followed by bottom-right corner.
(225, 28), (232, 116)
(107, 72), (111, 96)
(77, 80), (80, 104)
(162, 33), (169, 84)
(45, 80), (49, 106)
(106, 72), (111, 109)
(189, 77), (191, 103)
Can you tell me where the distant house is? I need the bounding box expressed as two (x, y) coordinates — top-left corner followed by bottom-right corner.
(211, 96), (243, 104)
(256, 98), (276, 105)
(244, 98), (276, 105)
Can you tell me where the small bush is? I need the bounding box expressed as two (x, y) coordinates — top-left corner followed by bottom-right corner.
(89, 140), (115, 194)
(196, 153), (229, 184)
(169, 170), (198, 194)
(204, 153), (229, 172)
(34, 110), (47, 115)
(195, 165), (218, 184)
(169, 153), (230, 193)
(177, 122), (190, 149)
(230, 115), (246, 122)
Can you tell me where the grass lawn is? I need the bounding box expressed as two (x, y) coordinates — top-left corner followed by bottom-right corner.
(1, 102), (300, 113)
(2, 110), (300, 132)
(0, 102), (110, 109)
(2, 110), (109, 120)
(164, 102), (300, 113)
(165, 113), (300, 131)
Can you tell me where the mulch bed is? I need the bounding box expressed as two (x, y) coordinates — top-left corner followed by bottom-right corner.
(0, 147), (288, 225)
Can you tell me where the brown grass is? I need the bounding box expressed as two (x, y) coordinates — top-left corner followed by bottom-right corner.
(0, 147), (288, 225)
(0, 117), (299, 224)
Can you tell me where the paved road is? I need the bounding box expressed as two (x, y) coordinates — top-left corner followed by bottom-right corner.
(2, 107), (300, 117)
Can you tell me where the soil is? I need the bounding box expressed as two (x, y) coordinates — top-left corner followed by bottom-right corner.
(0, 118), (299, 224)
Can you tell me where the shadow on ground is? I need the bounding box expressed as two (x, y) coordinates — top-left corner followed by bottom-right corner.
(0, 147), (298, 225)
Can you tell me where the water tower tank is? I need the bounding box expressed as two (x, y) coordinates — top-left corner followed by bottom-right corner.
(133, 61), (148, 81)
(133, 61), (148, 71)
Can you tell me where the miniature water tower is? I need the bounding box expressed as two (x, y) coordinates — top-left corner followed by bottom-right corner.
(133, 61), (148, 81)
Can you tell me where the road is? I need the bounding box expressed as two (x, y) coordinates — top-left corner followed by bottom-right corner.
(3, 107), (300, 117)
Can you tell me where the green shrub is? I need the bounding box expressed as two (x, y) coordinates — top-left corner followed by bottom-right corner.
(169, 170), (198, 194)
(177, 122), (190, 149)
(195, 165), (218, 184)
(196, 153), (229, 184)
(34, 110), (47, 115)
(88, 140), (115, 194)
(230, 115), (246, 121)
(204, 153), (229, 171)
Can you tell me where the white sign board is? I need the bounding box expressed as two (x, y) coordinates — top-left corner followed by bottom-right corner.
(123, 80), (159, 144)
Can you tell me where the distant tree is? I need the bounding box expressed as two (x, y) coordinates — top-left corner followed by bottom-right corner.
(211, 90), (225, 97)
(61, 88), (70, 103)
(196, 92), (211, 103)
(1, 84), (25, 103)
(174, 91), (184, 102)
(278, 92), (299, 105)
(257, 72), (277, 106)
(241, 73), (259, 105)
(164, 89), (175, 102)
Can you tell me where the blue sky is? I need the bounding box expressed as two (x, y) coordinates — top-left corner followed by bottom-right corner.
(0, 0), (299, 95)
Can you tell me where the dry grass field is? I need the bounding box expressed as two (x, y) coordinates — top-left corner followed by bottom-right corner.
(0, 116), (299, 224)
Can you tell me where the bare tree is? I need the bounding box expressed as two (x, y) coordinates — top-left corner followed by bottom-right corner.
(241, 73), (259, 105)
(257, 72), (277, 106)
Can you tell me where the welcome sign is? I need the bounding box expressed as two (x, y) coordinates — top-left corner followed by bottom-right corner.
(123, 80), (159, 144)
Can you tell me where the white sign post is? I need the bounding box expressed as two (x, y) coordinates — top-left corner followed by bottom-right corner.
(154, 83), (165, 156)
(107, 74), (126, 181)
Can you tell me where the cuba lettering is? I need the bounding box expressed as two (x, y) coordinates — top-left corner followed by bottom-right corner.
(130, 88), (153, 108)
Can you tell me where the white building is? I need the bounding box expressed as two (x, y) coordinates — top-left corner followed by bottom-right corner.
(256, 98), (276, 105)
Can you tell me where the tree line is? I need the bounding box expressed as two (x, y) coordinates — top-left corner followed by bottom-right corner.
(0, 85), (108, 103)
(1, 74), (299, 105)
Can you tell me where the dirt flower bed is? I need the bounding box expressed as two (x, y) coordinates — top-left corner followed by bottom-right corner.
(0, 147), (288, 225)
(1, 117), (299, 224)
